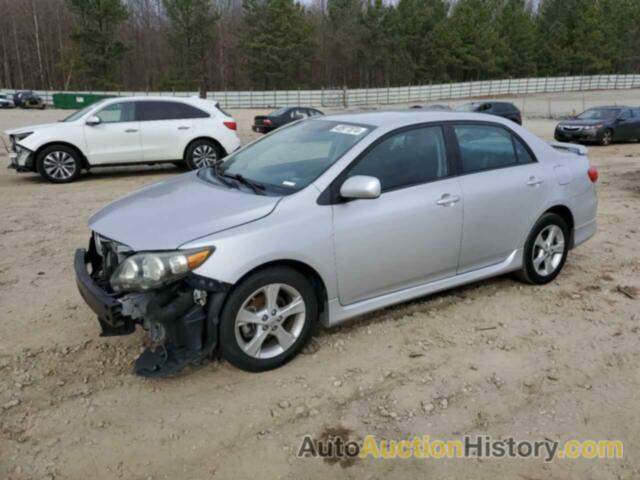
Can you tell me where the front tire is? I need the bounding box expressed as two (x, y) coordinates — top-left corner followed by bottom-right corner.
(185, 139), (222, 170)
(219, 267), (317, 372)
(36, 145), (82, 183)
(516, 213), (569, 285)
(600, 128), (613, 146)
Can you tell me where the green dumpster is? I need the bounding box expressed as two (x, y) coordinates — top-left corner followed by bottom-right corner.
(52, 93), (113, 109)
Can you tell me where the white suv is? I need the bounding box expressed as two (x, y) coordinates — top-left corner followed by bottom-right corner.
(5, 96), (241, 183)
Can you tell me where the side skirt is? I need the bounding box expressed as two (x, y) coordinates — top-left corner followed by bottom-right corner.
(325, 249), (522, 327)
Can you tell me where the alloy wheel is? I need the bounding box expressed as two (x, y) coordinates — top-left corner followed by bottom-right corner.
(192, 144), (218, 168)
(602, 130), (612, 146)
(43, 151), (77, 180)
(531, 225), (565, 276)
(234, 283), (306, 359)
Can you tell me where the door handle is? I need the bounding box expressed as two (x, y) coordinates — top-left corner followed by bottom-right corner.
(125, 128), (138, 133)
(436, 194), (460, 207)
(526, 176), (543, 187)
(178, 126), (190, 130)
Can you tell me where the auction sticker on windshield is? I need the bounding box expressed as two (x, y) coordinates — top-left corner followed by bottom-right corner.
(331, 125), (368, 136)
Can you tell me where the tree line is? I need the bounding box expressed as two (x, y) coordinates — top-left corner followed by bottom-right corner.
(1, 0), (639, 92)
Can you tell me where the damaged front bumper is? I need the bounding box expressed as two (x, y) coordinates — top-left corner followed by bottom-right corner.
(8, 144), (35, 172)
(74, 247), (230, 377)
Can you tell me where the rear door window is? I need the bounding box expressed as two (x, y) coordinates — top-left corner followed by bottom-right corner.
(514, 137), (534, 164)
(454, 125), (518, 173)
(136, 101), (209, 121)
(619, 109), (632, 120)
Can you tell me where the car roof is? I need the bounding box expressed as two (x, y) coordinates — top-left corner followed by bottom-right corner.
(107, 95), (208, 102)
(316, 110), (515, 128)
(587, 105), (627, 110)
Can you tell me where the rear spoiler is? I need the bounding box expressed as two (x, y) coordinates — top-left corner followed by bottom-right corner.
(549, 141), (588, 156)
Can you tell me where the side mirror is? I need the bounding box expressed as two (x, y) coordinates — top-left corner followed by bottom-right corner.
(616, 117), (625, 123)
(86, 115), (101, 126)
(340, 175), (381, 200)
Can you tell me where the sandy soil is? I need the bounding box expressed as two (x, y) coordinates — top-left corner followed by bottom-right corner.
(0, 99), (639, 480)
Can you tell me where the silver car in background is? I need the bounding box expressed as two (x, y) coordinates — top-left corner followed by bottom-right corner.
(75, 111), (598, 376)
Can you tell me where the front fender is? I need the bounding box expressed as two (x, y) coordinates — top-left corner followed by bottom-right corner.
(182, 188), (338, 300)
(18, 127), (87, 158)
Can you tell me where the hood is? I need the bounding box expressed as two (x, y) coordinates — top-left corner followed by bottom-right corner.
(5, 122), (70, 136)
(89, 172), (281, 251)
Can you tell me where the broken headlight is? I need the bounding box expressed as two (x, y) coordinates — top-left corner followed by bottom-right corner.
(110, 248), (213, 293)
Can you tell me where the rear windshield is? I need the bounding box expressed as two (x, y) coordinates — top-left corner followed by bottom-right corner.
(215, 102), (232, 117)
(270, 107), (289, 117)
(455, 103), (479, 112)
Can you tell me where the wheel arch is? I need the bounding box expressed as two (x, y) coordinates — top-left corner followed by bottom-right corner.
(33, 141), (89, 170)
(231, 259), (329, 325)
(183, 136), (227, 162)
(544, 204), (575, 248)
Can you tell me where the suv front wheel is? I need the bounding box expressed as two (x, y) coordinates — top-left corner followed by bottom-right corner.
(36, 145), (82, 183)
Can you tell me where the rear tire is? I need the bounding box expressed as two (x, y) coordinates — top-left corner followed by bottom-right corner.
(219, 267), (317, 372)
(185, 139), (222, 170)
(516, 213), (569, 285)
(36, 145), (82, 183)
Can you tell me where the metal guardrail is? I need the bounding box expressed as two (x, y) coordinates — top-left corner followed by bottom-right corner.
(2, 74), (640, 109)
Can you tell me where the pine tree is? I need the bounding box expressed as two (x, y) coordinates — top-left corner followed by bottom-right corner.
(241, 0), (314, 89)
(495, 0), (537, 77)
(391, 0), (448, 84)
(325, 0), (364, 87)
(67, 0), (128, 89)
(444, 0), (502, 81)
(163, 0), (218, 92)
(359, 0), (394, 87)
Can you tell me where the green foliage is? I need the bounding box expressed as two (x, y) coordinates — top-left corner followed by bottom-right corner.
(162, 0), (218, 91)
(241, 0), (314, 89)
(391, 0), (448, 84)
(63, 0), (640, 90)
(443, 0), (502, 81)
(67, 0), (128, 89)
(496, 0), (537, 77)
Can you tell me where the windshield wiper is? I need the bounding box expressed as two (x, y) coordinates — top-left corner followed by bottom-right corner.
(208, 160), (237, 189)
(222, 172), (266, 195)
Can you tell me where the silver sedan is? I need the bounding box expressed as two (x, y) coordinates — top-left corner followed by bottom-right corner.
(75, 111), (598, 375)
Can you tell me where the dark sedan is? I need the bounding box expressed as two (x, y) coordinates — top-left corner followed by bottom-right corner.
(13, 91), (45, 109)
(252, 106), (324, 134)
(554, 106), (640, 146)
(455, 101), (522, 125)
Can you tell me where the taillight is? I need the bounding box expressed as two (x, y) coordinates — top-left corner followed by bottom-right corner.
(223, 121), (237, 131)
(588, 166), (598, 183)
(263, 119), (272, 126)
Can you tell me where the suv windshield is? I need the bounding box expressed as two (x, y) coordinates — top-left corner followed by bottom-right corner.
(63, 100), (107, 122)
(577, 108), (619, 120)
(201, 120), (372, 194)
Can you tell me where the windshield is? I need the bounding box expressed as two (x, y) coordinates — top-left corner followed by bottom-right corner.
(577, 108), (619, 120)
(455, 103), (479, 112)
(63, 100), (106, 122)
(207, 120), (372, 194)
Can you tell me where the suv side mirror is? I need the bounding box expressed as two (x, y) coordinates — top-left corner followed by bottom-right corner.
(86, 115), (101, 126)
(340, 175), (381, 200)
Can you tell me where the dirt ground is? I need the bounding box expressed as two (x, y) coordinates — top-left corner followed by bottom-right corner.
(0, 96), (639, 480)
